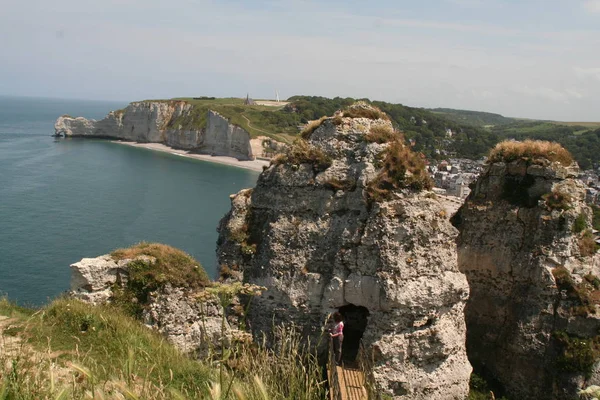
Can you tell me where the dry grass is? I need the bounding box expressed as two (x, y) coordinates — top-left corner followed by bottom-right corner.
(342, 102), (390, 121)
(487, 140), (574, 166)
(366, 139), (433, 202)
(579, 230), (598, 257)
(365, 124), (400, 144)
(323, 178), (356, 191)
(542, 189), (572, 211)
(272, 139), (332, 172)
(300, 116), (328, 139)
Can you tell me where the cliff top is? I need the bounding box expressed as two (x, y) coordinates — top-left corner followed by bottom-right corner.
(272, 102), (432, 201)
(487, 140), (574, 167)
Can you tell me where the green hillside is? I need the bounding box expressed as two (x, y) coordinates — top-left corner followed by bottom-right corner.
(429, 108), (516, 127)
(142, 96), (600, 169)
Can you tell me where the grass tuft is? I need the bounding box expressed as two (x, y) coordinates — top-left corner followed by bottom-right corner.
(300, 117), (327, 140)
(271, 140), (332, 172)
(366, 138), (433, 202)
(487, 140), (574, 166)
(342, 102), (390, 121)
(364, 124), (399, 144)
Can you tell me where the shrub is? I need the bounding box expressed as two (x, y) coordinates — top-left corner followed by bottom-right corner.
(579, 229), (598, 257)
(552, 331), (600, 377)
(584, 273), (600, 290)
(573, 212), (587, 233)
(300, 116), (327, 139)
(366, 140), (433, 203)
(552, 266), (600, 315)
(542, 189), (572, 210)
(487, 140), (574, 166)
(364, 124), (400, 144)
(271, 139), (332, 172)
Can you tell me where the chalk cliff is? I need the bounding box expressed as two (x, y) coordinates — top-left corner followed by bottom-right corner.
(217, 104), (472, 399)
(55, 101), (254, 160)
(69, 247), (230, 356)
(453, 146), (600, 399)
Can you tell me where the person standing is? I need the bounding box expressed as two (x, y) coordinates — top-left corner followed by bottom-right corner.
(330, 312), (344, 365)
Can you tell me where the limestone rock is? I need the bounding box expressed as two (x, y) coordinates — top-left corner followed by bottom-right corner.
(54, 101), (254, 160)
(69, 254), (227, 356)
(217, 105), (472, 399)
(453, 157), (600, 400)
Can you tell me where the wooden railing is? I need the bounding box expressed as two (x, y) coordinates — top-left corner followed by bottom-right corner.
(357, 341), (380, 400)
(328, 337), (343, 400)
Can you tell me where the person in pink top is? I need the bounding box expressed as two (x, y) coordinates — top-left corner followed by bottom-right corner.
(330, 312), (344, 365)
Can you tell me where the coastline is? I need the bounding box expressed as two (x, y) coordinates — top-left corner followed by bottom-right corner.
(111, 141), (270, 172)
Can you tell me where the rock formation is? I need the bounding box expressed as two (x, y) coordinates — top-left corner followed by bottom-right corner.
(452, 142), (600, 399)
(217, 103), (472, 399)
(54, 101), (254, 160)
(69, 246), (229, 356)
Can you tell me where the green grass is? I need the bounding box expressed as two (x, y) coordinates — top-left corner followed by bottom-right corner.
(139, 98), (300, 142)
(0, 297), (326, 399)
(110, 242), (209, 317)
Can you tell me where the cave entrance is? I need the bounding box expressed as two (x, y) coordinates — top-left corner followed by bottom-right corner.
(338, 304), (369, 363)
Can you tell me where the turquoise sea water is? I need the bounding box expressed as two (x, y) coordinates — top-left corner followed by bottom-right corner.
(0, 96), (259, 305)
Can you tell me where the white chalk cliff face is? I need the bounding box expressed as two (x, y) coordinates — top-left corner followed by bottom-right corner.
(217, 105), (472, 399)
(54, 101), (254, 160)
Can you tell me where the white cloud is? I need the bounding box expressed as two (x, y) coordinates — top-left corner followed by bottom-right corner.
(574, 66), (600, 81)
(512, 86), (585, 103)
(584, 0), (600, 13)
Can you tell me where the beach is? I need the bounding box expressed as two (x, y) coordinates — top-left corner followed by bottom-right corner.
(111, 141), (270, 172)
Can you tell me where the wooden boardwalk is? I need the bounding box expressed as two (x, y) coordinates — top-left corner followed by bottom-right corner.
(329, 363), (367, 400)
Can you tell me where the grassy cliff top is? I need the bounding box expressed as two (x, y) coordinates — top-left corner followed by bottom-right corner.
(487, 140), (574, 166)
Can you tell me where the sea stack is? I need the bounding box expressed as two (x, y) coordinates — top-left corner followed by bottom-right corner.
(217, 103), (472, 399)
(453, 141), (600, 399)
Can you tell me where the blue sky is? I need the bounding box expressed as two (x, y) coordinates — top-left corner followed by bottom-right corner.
(1, 0), (599, 120)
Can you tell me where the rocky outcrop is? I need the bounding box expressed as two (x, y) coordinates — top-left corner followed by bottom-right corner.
(55, 101), (253, 160)
(217, 104), (472, 399)
(453, 155), (600, 399)
(70, 253), (227, 356)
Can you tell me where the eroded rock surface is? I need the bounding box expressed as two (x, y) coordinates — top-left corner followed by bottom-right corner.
(70, 254), (226, 356)
(55, 101), (254, 160)
(453, 158), (600, 399)
(217, 105), (472, 399)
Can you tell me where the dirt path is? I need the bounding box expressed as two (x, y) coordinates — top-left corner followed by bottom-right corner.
(241, 114), (274, 136)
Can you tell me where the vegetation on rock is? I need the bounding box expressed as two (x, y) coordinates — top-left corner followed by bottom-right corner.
(542, 188), (573, 211)
(110, 243), (209, 317)
(271, 139), (332, 172)
(364, 124), (400, 144)
(552, 266), (600, 316)
(342, 102), (390, 121)
(552, 331), (600, 377)
(300, 116), (327, 139)
(366, 138), (433, 202)
(487, 140), (574, 166)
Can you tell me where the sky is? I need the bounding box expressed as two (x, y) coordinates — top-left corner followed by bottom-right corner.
(1, 0), (599, 121)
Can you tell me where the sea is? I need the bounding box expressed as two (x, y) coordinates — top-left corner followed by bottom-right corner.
(0, 96), (259, 306)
